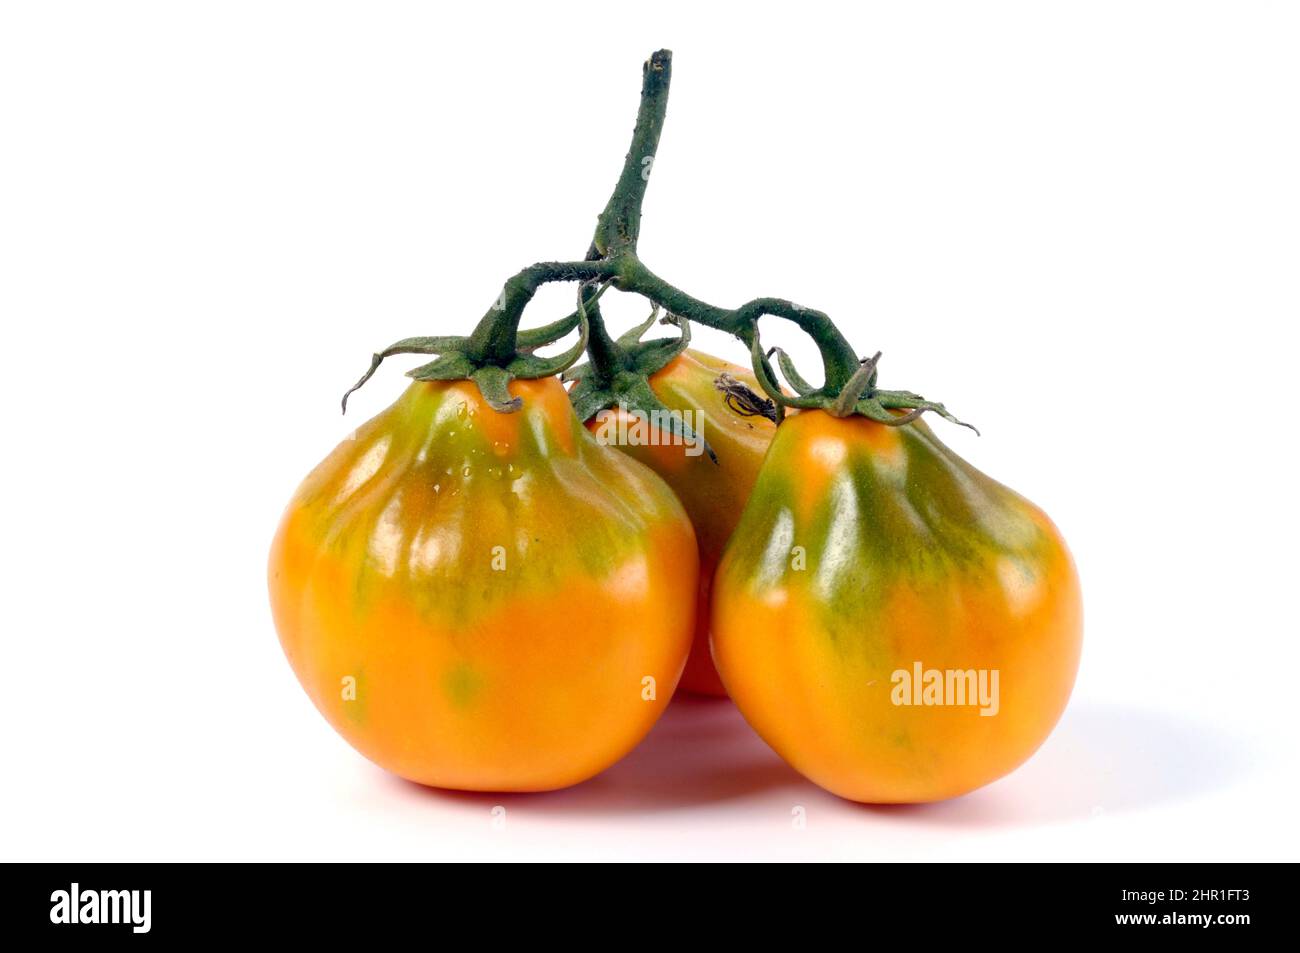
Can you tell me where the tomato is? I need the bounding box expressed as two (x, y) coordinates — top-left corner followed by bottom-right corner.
(710, 410), (1082, 802)
(268, 377), (698, 792)
(585, 349), (777, 696)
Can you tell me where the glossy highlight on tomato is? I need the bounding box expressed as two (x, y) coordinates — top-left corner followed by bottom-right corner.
(269, 377), (698, 792)
(711, 411), (1082, 802)
(585, 349), (777, 696)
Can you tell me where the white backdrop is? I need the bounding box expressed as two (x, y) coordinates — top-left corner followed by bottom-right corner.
(2, 1), (1297, 861)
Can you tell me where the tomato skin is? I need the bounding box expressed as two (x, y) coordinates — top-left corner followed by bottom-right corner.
(268, 377), (697, 792)
(585, 349), (777, 696)
(711, 411), (1082, 802)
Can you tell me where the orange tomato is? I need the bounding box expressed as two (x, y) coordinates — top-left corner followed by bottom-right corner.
(269, 377), (697, 791)
(711, 410), (1082, 802)
(584, 349), (777, 695)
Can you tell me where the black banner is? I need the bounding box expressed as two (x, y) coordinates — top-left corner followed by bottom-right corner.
(1, 862), (1286, 941)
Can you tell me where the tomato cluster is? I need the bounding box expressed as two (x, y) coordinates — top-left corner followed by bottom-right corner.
(268, 50), (1082, 803)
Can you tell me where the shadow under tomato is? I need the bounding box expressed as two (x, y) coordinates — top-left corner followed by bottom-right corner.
(381, 700), (1249, 827)
(390, 695), (806, 816)
(854, 702), (1253, 828)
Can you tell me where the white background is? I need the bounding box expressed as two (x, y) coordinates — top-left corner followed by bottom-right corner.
(2, 1), (1297, 861)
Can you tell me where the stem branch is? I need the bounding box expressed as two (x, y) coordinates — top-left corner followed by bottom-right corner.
(464, 259), (619, 365)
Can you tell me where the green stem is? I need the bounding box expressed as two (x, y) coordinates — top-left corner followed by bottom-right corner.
(591, 50), (673, 258)
(464, 259), (619, 365)
(578, 48), (861, 399)
(344, 50), (966, 429)
(461, 49), (869, 414)
(617, 259), (862, 391)
(578, 286), (626, 387)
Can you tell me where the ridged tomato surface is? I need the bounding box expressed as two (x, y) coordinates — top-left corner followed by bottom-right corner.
(712, 411), (1081, 802)
(269, 377), (697, 792)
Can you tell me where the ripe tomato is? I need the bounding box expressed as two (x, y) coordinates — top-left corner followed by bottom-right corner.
(269, 377), (697, 792)
(585, 349), (777, 696)
(711, 410), (1081, 802)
